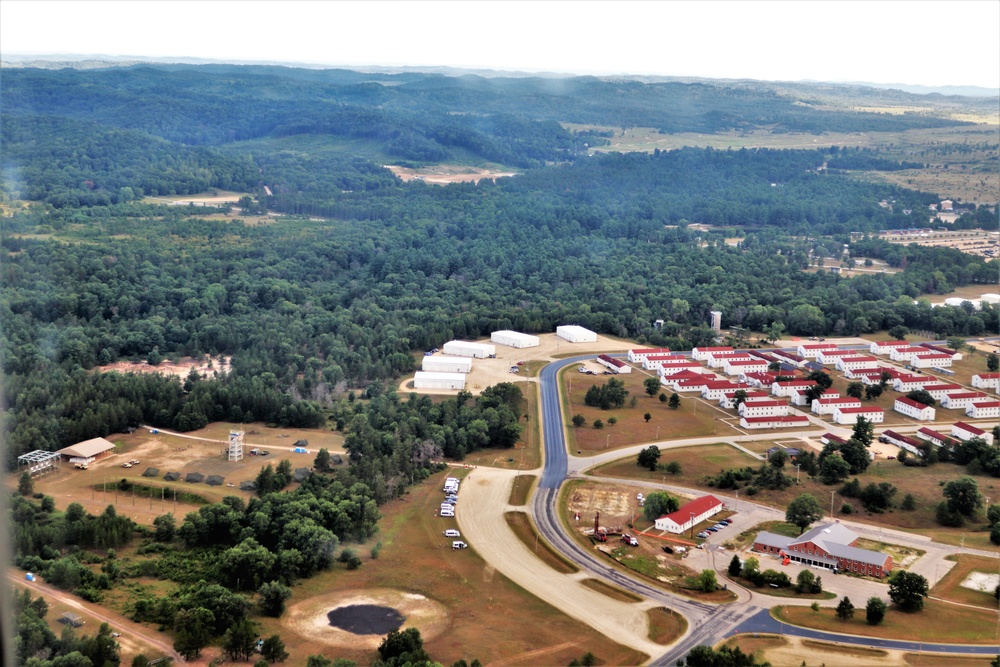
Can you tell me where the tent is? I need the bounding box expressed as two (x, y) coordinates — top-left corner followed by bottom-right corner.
(206, 475), (224, 486)
(163, 472), (181, 481)
(185, 472), (205, 483)
(293, 467), (311, 482)
(239, 480), (257, 491)
(142, 468), (159, 477)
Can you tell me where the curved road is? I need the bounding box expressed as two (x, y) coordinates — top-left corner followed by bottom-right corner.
(530, 353), (1000, 664)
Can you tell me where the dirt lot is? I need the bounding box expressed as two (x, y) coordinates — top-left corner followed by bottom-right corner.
(722, 634), (997, 667)
(32, 422), (346, 525)
(400, 332), (634, 397)
(96, 355), (231, 379)
(384, 164), (518, 184)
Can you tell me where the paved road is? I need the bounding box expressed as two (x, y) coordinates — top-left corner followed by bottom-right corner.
(529, 352), (1000, 665)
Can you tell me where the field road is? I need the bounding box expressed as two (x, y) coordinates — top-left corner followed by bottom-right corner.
(455, 467), (664, 658)
(8, 572), (187, 665)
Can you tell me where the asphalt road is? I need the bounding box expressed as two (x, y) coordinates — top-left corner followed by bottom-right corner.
(530, 350), (1000, 665)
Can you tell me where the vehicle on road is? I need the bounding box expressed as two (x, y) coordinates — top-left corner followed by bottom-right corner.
(621, 534), (639, 546)
(452, 541), (468, 549)
(444, 529), (460, 537)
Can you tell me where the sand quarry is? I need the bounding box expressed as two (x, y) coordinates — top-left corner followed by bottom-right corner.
(283, 588), (448, 650)
(95, 355), (231, 380)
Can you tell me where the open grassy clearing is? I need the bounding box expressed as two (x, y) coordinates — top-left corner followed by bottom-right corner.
(562, 365), (725, 452)
(507, 474), (535, 506)
(503, 511), (579, 574)
(902, 654), (995, 666)
(937, 283), (1000, 302)
(579, 577), (644, 603)
(931, 554), (1000, 609)
(646, 607), (687, 644)
(774, 599), (1000, 644)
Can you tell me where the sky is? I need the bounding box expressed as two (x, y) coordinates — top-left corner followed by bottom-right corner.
(2, 1), (999, 89)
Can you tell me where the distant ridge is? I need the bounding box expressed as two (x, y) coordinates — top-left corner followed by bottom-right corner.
(839, 81), (999, 98)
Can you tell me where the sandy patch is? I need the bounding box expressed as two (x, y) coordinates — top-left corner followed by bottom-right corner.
(384, 164), (518, 184)
(960, 571), (1000, 593)
(96, 355), (231, 380)
(283, 588), (449, 650)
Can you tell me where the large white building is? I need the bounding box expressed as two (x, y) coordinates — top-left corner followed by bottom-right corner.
(870, 340), (913, 355)
(912, 353), (954, 369)
(628, 348), (673, 364)
(832, 406), (885, 425)
(724, 359), (769, 376)
(797, 343), (838, 358)
(817, 349), (855, 365)
(772, 380), (818, 397)
(952, 421), (994, 446)
(967, 401), (1000, 419)
(654, 495), (724, 533)
(812, 396), (862, 415)
(893, 374), (932, 392)
(692, 346), (733, 361)
(491, 330), (540, 348)
(556, 325), (597, 343)
(443, 340), (496, 358)
(972, 373), (1000, 390)
(941, 391), (990, 410)
(644, 354), (692, 371)
(921, 382), (963, 401)
(738, 400), (789, 418)
(719, 390), (771, 409)
(894, 396), (936, 421)
(707, 352), (754, 368)
(836, 355), (880, 372)
(597, 354), (631, 374)
(422, 356), (472, 374)
(889, 346), (933, 362)
(413, 371), (466, 391)
(657, 361), (704, 375)
(740, 415), (811, 429)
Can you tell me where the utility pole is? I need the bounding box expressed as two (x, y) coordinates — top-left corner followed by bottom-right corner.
(795, 464), (801, 485)
(830, 490), (835, 517)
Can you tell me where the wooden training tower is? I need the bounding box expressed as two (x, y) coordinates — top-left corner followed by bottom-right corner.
(228, 430), (245, 462)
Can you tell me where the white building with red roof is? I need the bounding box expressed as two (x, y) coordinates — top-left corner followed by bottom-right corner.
(916, 427), (959, 448)
(941, 391), (989, 410)
(738, 400), (789, 418)
(817, 349), (856, 364)
(719, 390), (771, 409)
(653, 495), (724, 533)
(894, 396), (936, 421)
(707, 351), (754, 368)
(893, 374), (932, 392)
(967, 401), (1000, 419)
(744, 371), (779, 388)
(739, 415), (811, 429)
(836, 356), (881, 372)
(596, 354), (630, 374)
(972, 373), (1000, 390)
(919, 343), (963, 361)
(797, 342), (838, 358)
(656, 361), (705, 376)
(724, 358), (770, 376)
(870, 340), (914, 355)
(812, 396), (862, 415)
(692, 346), (734, 361)
(628, 348), (672, 364)
(771, 379), (818, 397)
(952, 421), (994, 446)
(643, 354), (695, 371)
(701, 380), (750, 400)
(833, 406), (885, 425)
(912, 353), (954, 369)
(890, 346), (935, 362)
(921, 382), (963, 401)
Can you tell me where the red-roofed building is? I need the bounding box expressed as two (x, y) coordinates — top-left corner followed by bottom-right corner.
(738, 400), (789, 418)
(893, 374), (932, 392)
(817, 349), (855, 364)
(916, 427), (960, 448)
(921, 382), (963, 401)
(919, 343), (963, 361)
(701, 380), (750, 400)
(628, 348), (672, 363)
(912, 353), (954, 369)
(883, 429), (926, 456)
(833, 406), (885, 425)
(952, 422), (994, 446)
(772, 380), (818, 397)
(643, 355), (695, 370)
(797, 342), (839, 358)
(972, 373), (1000, 390)
(657, 361), (705, 376)
(654, 495), (724, 534)
(870, 340), (913, 355)
(596, 354), (630, 374)
(894, 396), (936, 420)
(692, 346), (734, 361)
(967, 401), (1000, 419)
(942, 391), (988, 410)
(724, 358), (770, 376)
(744, 372), (779, 388)
(719, 390), (771, 409)
(836, 356), (880, 372)
(739, 415), (811, 429)
(890, 346), (936, 362)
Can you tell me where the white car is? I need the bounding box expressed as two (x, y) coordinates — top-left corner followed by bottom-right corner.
(452, 541), (468, 549)
(444, 529), (460, 537)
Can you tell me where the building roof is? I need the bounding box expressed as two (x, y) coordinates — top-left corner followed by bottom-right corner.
(840, 355), (878, 363)
(817, 397), (862, 405)
(727, 359), (768, 366)
(972, 401), (1000, 408)
(597, 354), (626, 368)
(797, 521), (858, 547)
(754, 531), (793, 550)
(694, 346), (734, 352)
(57, 437), (116, 458)
(742, 415), (809, 423)
(884, 430), (924, 448)
(822, 433), (847, 444)
(953, 421), (986, 435)
(414, 371), (467, 381)
(896, 397), (933, 410)
(800, 343), (838, 350)
(631, 347), (672, 355)
(947, 392), (988, 400)
(973, 373), (1000, 380)
(742, 400), (787, 407)
(835, 406), (885, 414)
(658, 495), (723, 524)
(775, 380), (818, 387)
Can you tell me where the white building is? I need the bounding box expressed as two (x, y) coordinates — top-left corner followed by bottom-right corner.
(628, 348), (673, 364)
(894, 397), (936, 421)
(422, 356), (472, 374)
(701, 380), (746, 400)
(656, 361), (703, 375)
(654, 495), (724, 533)
(920, 382), (962, 401)
(740, 415), (811, 429)
(833, 406), (885, 425)
(919, 343), (963, 361)
(556, 325), (597, 343)
(644, 354), (692, 370)
(981, 293), (1000, 305)
(870, 340), (913, 355)
(707, 352), (753, 368)
(812, 396), (862, 415)
(413, 371), (466, 391)
(692, 346), (733, 361)
(835, 356), (880, 372)
(772, 380), (818, 397)
(491, 330), (540, 348)
(817, 349), (855, 364)
(738, 400), (789, 418)
(972, 373), (1000, 390)
(843, 366), (883, 380)
(724, 359), (769, 376)
(890, 346), (933, 362)
(916, 427), (958, 448)
(912, 353), (954, 369)
(719, 390), (771, 409)
(966, 401), (1000, 419)
(596, 354), (631, 374)
(941, 391), (989, 410)
(893, 374), (932, 392)
(952, 421), (995, 446)
(443, 340), (496, 358)
(883, 430), (926, 457)
(797, 343), (838, 358)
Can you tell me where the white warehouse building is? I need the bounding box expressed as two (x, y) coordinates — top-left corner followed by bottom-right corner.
(556, 325), (597, 343)
(422, 356), (472, 374)
(442, 340), (495, 358)
(413, 371), (466, 391)
(491, 330), (540, 348)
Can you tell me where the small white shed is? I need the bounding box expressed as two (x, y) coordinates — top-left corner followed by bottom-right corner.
(556, 325), (597, 343)
(491, 330), (540, 348)
(422, 356), (472, 373)
(414, 371), (467, 391)
(442, 340), (496, 358)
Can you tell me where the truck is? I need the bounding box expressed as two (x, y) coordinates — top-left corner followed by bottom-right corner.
(621, 534), (638, 547)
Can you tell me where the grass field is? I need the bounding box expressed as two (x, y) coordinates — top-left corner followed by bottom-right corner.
(579, 577), (644, 603)
(931, 554), (1000, 609)
(775, 599), (1000, 644)
(646, 607), (688, 644)
(504, 511), (579, 574)
(508, 474), (535, 505)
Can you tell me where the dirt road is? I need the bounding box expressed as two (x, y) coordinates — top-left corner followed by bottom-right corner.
(8, 572), (188, 665)
(455, 467), (664, 659)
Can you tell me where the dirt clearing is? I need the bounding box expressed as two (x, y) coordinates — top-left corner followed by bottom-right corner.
(384, 164), (518, 184)
(96, 355), (230, 379)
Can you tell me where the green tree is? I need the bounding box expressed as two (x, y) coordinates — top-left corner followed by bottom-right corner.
(643, 412), (651, 423)
(901, 493), (917, 511)
(314, 448), (332, 472)
(593, 419), (604, 429)
(851, 415), (874, 448)
(261, 635), (289, 663)
(694, 569), (717, 593)
(643, 491), (679, 522)
(637, 445), (661, 471)
(664, 461), (682, 475)
(173, 607), (215, 660)
(836, 596), (855, 621)
(607, 417), (618, 426)
(644, 377), (661, 397)
(840, 438), (871, 475)
(669, 393), (681, 409)
(888, 571), (929, 611)
(865, 597), (887, 625)
(768, 448), (788, 469)
(786, 493), (823, 534)
(988, 504), (1000, 526)
(732, 389), (748, 411)
(905, 389), (936, 407)
(153, 513), (176, 542)
(864, 384), (883, 400)
(846, 382), (864, 399)
(377, 628), (430, 666)
(990, 523), (1000, 546)
(18, 472), (34, 496)
(258, 581), (293, 617)
(943, 476), (983, 518)
(819, 454), (851, 485)
(572, 414), (586, 427)
(728, 555), (742, 577)
(987, 352), (999, 372)
(795, 569), (822, 594)
(888, 325), (909, 340)
(222, 618), (260, 662)
(659, 393), (667, 403)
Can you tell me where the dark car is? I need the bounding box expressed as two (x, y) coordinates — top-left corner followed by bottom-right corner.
(662, 546), (674, 554)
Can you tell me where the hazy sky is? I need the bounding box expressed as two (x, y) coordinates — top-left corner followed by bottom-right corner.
(3, 1), (998, 88)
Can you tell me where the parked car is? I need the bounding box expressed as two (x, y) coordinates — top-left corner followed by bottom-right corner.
(706, 527), (718, 533)
(713, 523), (726, 529)
(444, 529), (460, 538)
(697, 531), (710, 538)
(452, 541), (468, 549)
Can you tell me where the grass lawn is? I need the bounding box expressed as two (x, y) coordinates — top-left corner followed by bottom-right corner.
(775, 599), (1000, 644)
(647, 607), (688, 644)
(579, 578), (644, 603)
(504, 511), (579, 574)
(931, 554), (1000, 609)
(590, 443), (760, 485)
(562, 367), (723, 452)
(508, 474), (536, 506)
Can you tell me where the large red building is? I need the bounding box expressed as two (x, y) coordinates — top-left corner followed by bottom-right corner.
(752, 522), (893, 577)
